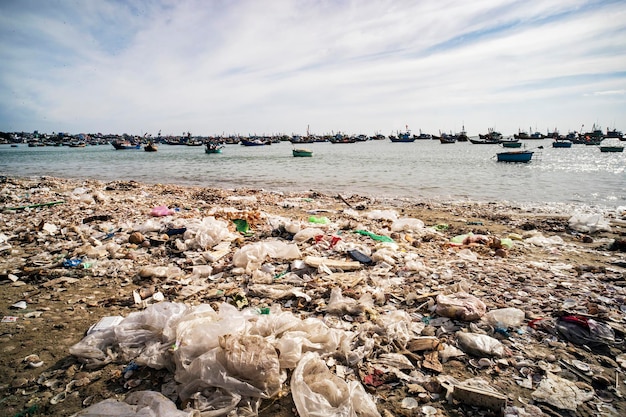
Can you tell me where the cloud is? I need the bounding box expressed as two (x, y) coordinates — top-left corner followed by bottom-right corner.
(0, 0), (624, 135)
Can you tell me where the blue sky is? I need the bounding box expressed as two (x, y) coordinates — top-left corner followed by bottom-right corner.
(1, 0), (625, 136)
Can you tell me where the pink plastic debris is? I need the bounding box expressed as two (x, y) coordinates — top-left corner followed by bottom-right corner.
(150, 205), (175, 217)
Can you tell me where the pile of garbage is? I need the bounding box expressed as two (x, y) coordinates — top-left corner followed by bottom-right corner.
(1, 176), (626, 417)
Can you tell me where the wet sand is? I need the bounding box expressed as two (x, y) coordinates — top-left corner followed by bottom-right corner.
(0, 176), (625, 417)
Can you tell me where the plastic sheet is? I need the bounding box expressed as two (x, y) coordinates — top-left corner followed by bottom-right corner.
(568, 213), (611, 234)
(291, 352), (381, 417)
(73, 390), (199, 416)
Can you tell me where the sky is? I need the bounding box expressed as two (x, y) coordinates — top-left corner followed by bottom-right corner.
(0, 0), (625, 137)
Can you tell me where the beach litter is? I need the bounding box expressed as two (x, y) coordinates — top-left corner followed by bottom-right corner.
(0, 176), (625, 416)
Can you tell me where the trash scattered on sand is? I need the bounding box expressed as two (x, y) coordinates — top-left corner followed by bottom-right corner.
(0, 176), (625, 416)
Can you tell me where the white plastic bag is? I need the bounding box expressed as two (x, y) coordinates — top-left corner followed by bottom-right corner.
(568, 213), (611, 234)
(232, 241), (301, 271)
(484, 307), (525, 329)
(291, 352), (381, 417)
(73, 390), (198, 417)
(436, 292), (486, 321)
(456, 332), (507, 358)
(391, 217), (425, 232)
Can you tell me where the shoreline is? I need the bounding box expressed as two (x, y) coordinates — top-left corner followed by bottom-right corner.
(1, 175), (625, 416)
(3, 173), (624, 218)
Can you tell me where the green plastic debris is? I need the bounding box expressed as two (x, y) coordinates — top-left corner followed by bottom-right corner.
(4, 200), (65, 211)
(354, 229), (394, 243)
(433, 223), (449, 231)
(260, 307), (271, 315)
(233, 219), (254, 236)
(450, 233), (472, 244)
(500, 238), (513, 249)
(308, 216), (330, 224)
(274, 271), (288, 279)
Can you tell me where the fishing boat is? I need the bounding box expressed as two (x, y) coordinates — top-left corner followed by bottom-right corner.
(111, 140), (141, 150)
(439, 133), (457, 144)
(496, 150), (534, 162)
(501, 141), (522, 148)
(456, 125), (468, 142)
(389, 131), (415, 142)
(479, 128), (503, 142)
(414, 130), (432, 140)
(580, 124), (604, 145)
(205, 142), (224, 154)
(328, 133), (356, 144)
(470, 137), (502, 144)
(241, 137), (271, 146)
(292, 148), (313, 157)
(604, 128), (624, 140)
(599, 145), (624, 153)
(552, 139), (572, 148)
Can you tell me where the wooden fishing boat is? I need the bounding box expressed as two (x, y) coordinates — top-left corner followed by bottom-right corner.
(604, 128), (624, 140)
(111, 140), (141, 150)
(292, 148), (313, 157)
(552, 139), (572, 148)
(241, 138), (271, 146)
(502, 141), (522, 148)
(439, 133), (457, 144)
(470, 137), (502, 144)
(599, 145), (624, 153)
(496, 150), (534, 162)
(144, 142), (158, 152)
(329, 133), (356, 143)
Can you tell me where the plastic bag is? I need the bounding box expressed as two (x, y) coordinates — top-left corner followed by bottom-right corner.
(568, 213), (611, 234)
(232, 241), (301, 271)
(391, 217), (424, 232)
(366, 209), (398, 221)
(456, 332), (507, 357)
(185, 217), (235, 250)
(291, 352), (381, 417)
(484, 308), (525, 329)
(436, 292), (486, 321)
(293, 228), (326, 242)
(150, 205), (176, 217)
(555, 315), (616, 348)
(74, 390), (198, 416)
(327, 287), (372, 315)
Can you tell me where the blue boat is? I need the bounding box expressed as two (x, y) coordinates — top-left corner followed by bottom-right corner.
(552, 139), (572, 148)
(389, 130), (415, 142)
(496, 150), (533, 162)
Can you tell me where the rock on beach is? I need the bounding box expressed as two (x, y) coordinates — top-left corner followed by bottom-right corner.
(0, 175), (625, 417)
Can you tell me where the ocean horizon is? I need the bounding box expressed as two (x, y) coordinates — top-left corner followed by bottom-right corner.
(2, 139), (625, 215)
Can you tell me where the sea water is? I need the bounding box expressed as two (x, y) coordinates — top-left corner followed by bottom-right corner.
(1, 140), (624, 211)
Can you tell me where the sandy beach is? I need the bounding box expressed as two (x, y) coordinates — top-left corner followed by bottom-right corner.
(1, 175), (625, 417)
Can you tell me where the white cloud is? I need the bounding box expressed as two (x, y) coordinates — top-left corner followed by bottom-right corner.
(0, 0), (624, 135)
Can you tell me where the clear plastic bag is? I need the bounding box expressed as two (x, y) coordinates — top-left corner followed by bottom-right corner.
(436, 292), (486, 321)
(391, 217), (425, 232)
(484, 308), (525, 329)
(232, 241), (301, 271)
(456, 332), (506, 358)
(291, 352), (381, 417)
(74, 390), (199, 416)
